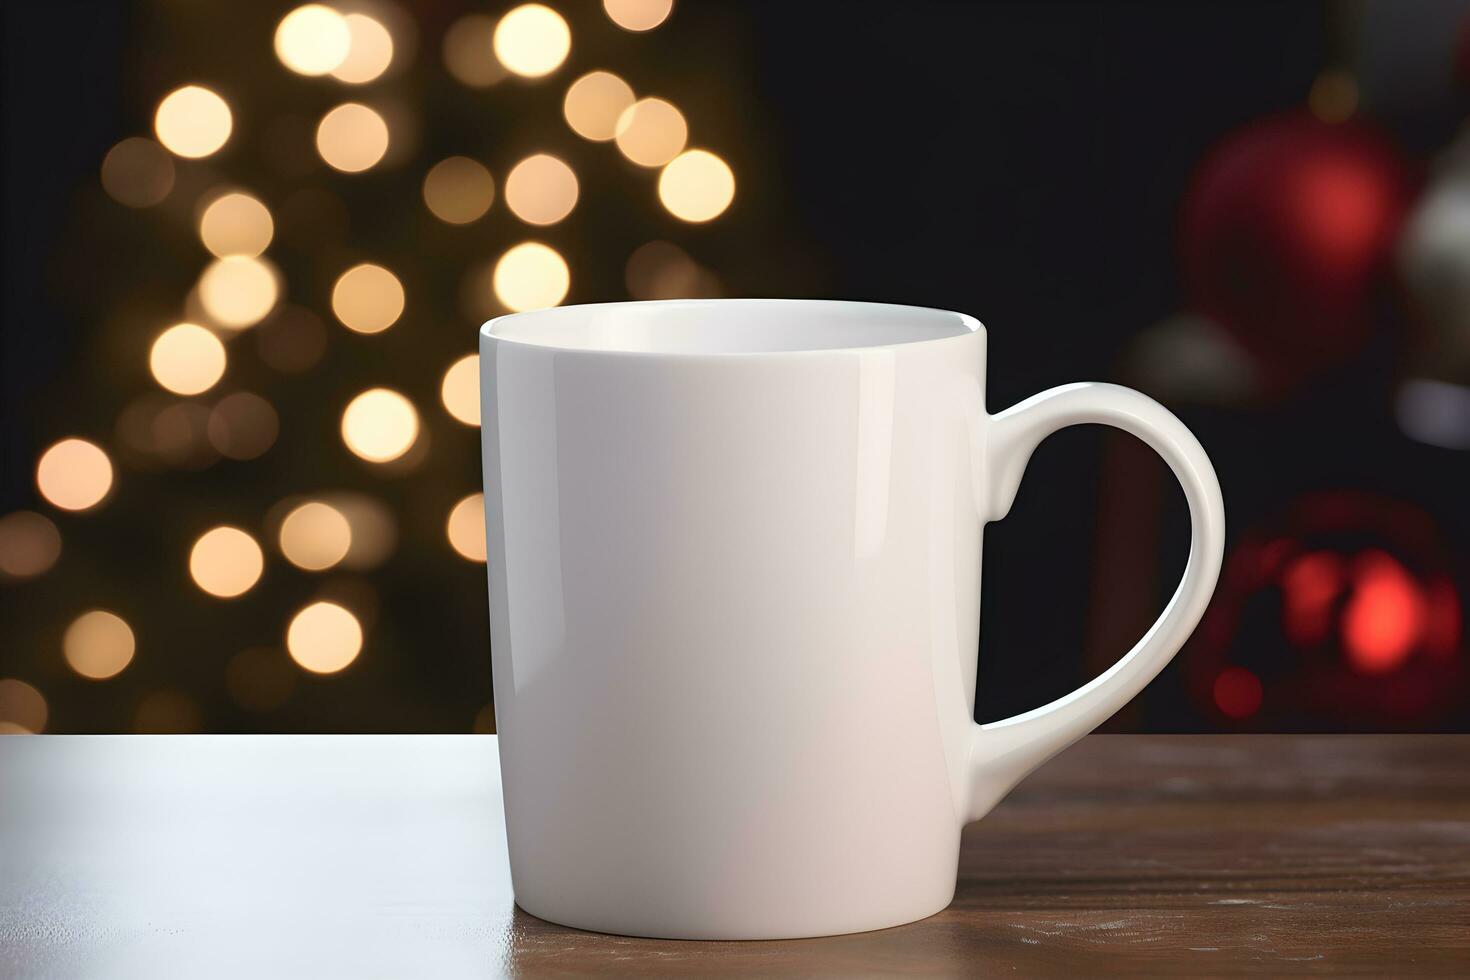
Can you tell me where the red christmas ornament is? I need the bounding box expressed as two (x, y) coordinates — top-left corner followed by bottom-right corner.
(1180, 113), (1413, 390)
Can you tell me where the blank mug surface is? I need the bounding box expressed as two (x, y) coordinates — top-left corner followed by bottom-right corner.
(479, 299), (1224, 940)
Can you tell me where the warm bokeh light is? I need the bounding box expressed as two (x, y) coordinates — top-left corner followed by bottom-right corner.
(423, 156), (495, 224)
(493, 241), (569, 311)
(330, 493), (397, 569)
(0, 511), (62, 579)
(151, 402), (217, 469)
(199, 191), (274, 257)
(63, 610), (135, 681)
(226, 648), (296, 711)
(198, 255), (280, 329)
(149, 323), (227, 396)
(563, 71), (635, 141)
(189, 526), (265, 598)
(256, 306), (327, 373)
(659, 149), (735, 222)
(134, 690), (202, 733)
(493, 4), (571, 78)
(459, 260), (499, 322)
(443, 15), (507, 88)
(614, 97), (687, 167)
(341, 388), (419, 462)
(505, 153), (578, 225)
(331, 263), (405, 334)
(0, 678), (47, 734)
(604, 0), (674, 32)
(287, 601), (363, 674)
(440, 354), (480, 426)
(625, 240), (720, 299)
(274, 4), (351, 76)
(100, 137), (175, 208)
(447, 493), (487, 562)
(207, 391), (280, 460)
(332, 12), (394, 84)
(36, 439), (113, 512)
(1309, 69), (1358, 124)
(279, 501), (352, 571)
(154, 85), (232, 159)
(316, 103), (390, 173)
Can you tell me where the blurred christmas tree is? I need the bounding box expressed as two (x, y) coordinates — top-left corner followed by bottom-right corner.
(0, 0), (771, 734)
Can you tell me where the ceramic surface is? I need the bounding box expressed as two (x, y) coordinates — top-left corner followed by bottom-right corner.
(479, 299), (1225, 939)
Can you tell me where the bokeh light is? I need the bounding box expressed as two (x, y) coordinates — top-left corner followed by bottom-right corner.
(316, 103), (390, 173)
(274, 4), (351, 77)
(423, 156), (495, 224)
(331, 263), (405, 334)
(226, 648), (296, 711)
(189, 526), (265, 598)
(287, 601), (363, 674)
(154, 85), (232, 159)
(493, 4), (571, 78)
(440, 354), (480, 426)
(658, 149), (735, 222)
(279, 500), (352, 571)
(134, 689), (202, 733)
(207, 391), (280, 460)
(1213, 666), (1263, 719)
(0, 511), (62, 579)
(493, 241), (569, 311)
(331, 12), (394, 84)
(505, 153), (578, 225)
(447, 493), (487, 562)
(198, 255), (281, 329)
(563, 71), (635, 141)
(63, 610), (135, 680)
(473, 702), (496, 734)
(199, 191), (274, 257)
(614, 97), (687, 167)
(1342, 551), (1425, 674)
(341, 388), (419, 462)
(0, 678), (47, 734)
(149, 323), (227, 396)
(100, 137), (175, 208)
(256, 306), (327, 373)
(152, 402), (218, 469)
(443, 15), (507, 88)
(330, 493), (397, 569)
(604, 0), (674, 32)
(36, 438), (113, 512)
(625, 240), (720, 299)
(1309, 69), (1358, 124)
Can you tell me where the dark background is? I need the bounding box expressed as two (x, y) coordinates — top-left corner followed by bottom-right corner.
(3, 0), (1468, 733)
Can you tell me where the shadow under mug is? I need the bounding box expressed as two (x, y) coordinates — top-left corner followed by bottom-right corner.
(480, 299), (1224, 940)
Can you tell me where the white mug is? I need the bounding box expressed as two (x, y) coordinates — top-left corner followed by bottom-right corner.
(479, 299), (1224, 940)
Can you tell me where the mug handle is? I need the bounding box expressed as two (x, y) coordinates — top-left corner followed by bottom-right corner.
(965, 382), (1225, 821)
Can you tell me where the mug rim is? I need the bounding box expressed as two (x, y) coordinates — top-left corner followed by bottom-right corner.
(480, 298), (985, 359)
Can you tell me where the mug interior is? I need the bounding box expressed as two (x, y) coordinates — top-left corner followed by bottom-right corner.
(483, 299), (980, 355)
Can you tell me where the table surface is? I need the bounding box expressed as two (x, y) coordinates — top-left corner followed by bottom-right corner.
(1, 735), (1466, 977)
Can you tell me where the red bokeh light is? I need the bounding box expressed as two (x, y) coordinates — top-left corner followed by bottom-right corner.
(1213, 666), (1263, 719)
(1188, 493), (1465, 727)
(1282, 550), (1343, 646)
(1341, 551), (1426, 674)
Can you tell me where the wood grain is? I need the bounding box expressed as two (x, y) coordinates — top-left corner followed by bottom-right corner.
(504, 736), (1470, 975)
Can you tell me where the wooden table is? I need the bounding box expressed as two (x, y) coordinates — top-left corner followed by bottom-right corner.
(1, 735), (1466, 976)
